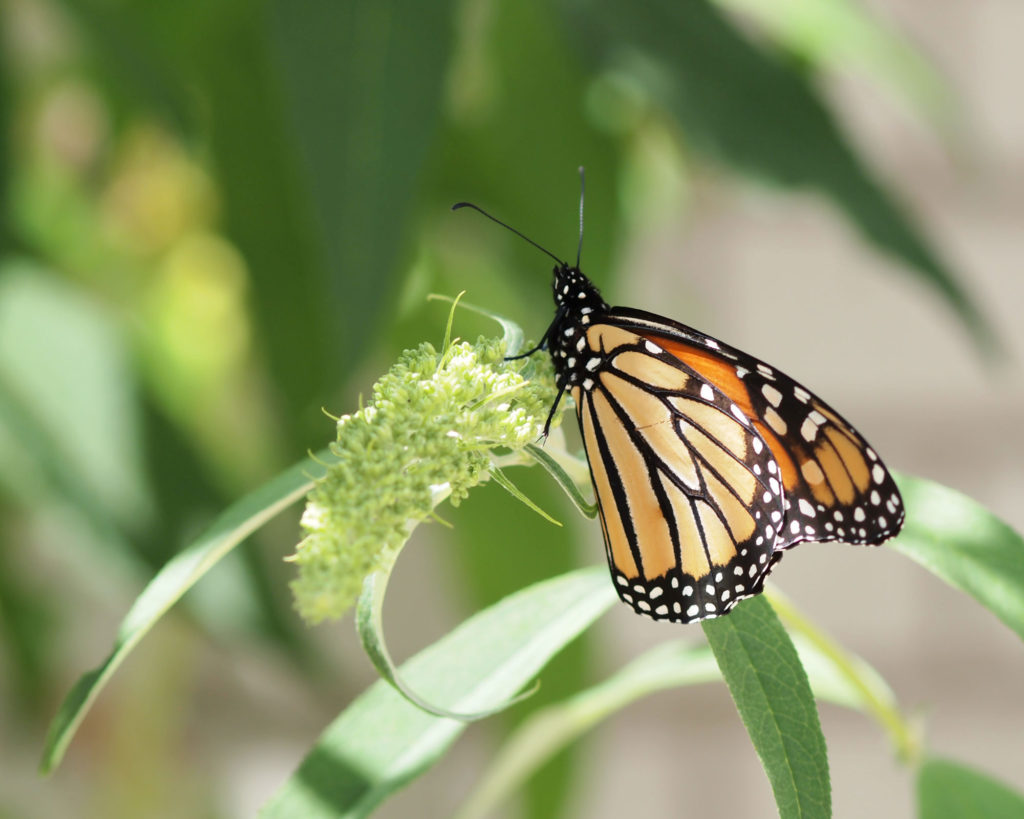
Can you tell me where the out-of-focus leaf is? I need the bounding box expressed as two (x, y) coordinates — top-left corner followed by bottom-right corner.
(193, 0), (457, 443)
(918, 757), (1024, 819)
(0, 11), (12, 249)
(890, 474), (1024, 643)
(767, 588), (919, 763)
(435, 0), (623, 346)
(40, 451), (331, 774)
(560, 0), (994, 353)
(451, 470), (591, 819)
(58, 0), (457, 446)
(715, 0), (951, 126)
(704, 596), (831, 819)
(0, 528), (55, 713)
(0, 265), (151, 530)
(456, 630), (898, 819)
(455, 641), (720, 819)
(267, 0), (457, 397)
(44, 1), (193, 131)
(260, 567), (616, 819)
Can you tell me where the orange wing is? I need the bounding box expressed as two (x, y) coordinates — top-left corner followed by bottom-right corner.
(608, 307), (905, 551)
(572, 324), (785, 623)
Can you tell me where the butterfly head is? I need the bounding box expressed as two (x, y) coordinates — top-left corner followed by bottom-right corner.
(552, 263), (607, 314)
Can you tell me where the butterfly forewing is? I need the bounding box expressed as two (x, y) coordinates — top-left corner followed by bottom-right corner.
(608, 307), (905, 552)
(456, 190), (904, 627)
(573, 324), (783, 623)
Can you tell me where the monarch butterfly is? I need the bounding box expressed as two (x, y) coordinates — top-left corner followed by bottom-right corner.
(454, 174), (904, 624)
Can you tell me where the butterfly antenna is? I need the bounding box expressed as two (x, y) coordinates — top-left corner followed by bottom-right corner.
(576, 166), (585, 268)
(452, 202), (567, 267)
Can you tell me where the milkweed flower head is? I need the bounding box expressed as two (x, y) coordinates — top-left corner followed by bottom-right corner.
(291, 335), (557, 624)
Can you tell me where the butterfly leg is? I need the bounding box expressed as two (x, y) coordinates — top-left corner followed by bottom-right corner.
(505, 339), (546, 361)
(540, 382), (567, 439)
(505, 305), (566, 361)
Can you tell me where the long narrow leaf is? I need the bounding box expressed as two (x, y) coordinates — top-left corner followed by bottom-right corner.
(890, 474), (1024, 643)
(355, 568), (539, 720)
(704, 596), (831, 819)
(454, 641), (720, 819)
(457, 621), (900, 819)
(39, 451), (333, 774)
(261, 567), (616, 819)
(560, 0), (993, 352)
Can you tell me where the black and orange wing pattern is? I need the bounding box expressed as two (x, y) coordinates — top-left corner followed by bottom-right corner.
(453, 193), (904, 625)
(609, 307), (905, 552)
(572, 323), (786, 621)
(542, 264), (904, 624)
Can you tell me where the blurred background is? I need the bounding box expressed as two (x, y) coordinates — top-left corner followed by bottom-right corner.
(1, 0), (1022, 816)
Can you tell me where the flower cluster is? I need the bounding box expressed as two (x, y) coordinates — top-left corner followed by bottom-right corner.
(291, 336), (557, 623)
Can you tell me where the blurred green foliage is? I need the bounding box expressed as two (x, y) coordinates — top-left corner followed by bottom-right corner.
(0, 0), (998, 817)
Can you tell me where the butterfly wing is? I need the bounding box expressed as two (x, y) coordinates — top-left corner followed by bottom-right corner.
(608, 307), (905, 551)
(572, 323), (786, 623)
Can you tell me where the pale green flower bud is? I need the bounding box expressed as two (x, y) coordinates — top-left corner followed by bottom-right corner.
(291, 336), (557, 623)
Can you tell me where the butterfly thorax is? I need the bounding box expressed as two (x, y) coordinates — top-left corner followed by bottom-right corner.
(548, 265), (610, 391)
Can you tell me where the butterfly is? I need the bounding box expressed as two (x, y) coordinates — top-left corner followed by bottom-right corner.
(454, 175), (904, 624)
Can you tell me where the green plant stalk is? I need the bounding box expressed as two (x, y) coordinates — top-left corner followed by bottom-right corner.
(765, 586), (921, 764)
(453, 641), (719, 819)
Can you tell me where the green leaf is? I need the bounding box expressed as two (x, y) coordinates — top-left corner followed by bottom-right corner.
(489, 465), (563, 527)
(918, 757), (1024, 819)
(561, 0), (994, 353)
(524, 442), (599, 519)
(455, 640), (721, 819)
(60, 0), (457, 443)
(261, 566), (616, 819)
(355, 568), (540, 720)
(890, 474), (1024, 643)
(703, 596), (831, 819)
(266, 0), (458, 397)
(766, 588), (919, 763)
(713, 0), (951, 127)
(0, 265), (151, 534)
(457, 619), (902, 819)
(39, 451), (333, 774)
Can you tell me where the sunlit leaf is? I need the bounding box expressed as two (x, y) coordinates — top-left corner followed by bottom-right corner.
(261, 567), (616, 818)
(891, 474), (1024, 643)
(704, 596), (831, 819)
(457, 618), (899, 819)
(39, 452), (331, 773)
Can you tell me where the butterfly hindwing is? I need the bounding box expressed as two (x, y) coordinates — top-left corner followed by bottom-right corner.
(572, 323), (784, 622)
(607, 307), (905, 551)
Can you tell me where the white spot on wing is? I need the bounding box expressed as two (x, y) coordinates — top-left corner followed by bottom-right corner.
(761, 384), (783, 407)
(765, 406), (787, 435)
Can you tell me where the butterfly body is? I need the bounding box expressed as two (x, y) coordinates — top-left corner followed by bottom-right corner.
(543, 262), (904, 623)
